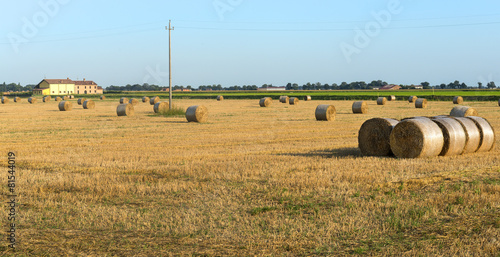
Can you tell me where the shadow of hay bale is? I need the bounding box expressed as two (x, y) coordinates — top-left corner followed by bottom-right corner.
(278, 147), (363, 159)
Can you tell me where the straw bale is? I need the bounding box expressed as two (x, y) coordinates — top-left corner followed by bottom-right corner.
(466, 116), (496, 152)
(431, 117), (467, 156)
(58, 101), (72, 111)
(415, 98), (427, 108)
(450, 106), (478, 117)
(186, 105), (208, 123)
(83, 100), (95, 109)
(117, 103), (134, 116)
(315, 104), (336, 121)
(352, 101), (368, 114)
(358, 118), (399, 156)
(259, 97), (272, 107)
(389, 118), (444, 158)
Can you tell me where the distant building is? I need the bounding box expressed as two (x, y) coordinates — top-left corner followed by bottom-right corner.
(257, 86), (286, 91)
(75, 78), (103, 94)
(33, 78), (103, 95)
(379, 84), (401, 90)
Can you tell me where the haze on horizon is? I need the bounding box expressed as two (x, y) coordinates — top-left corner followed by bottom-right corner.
(1, 0), (500, 89)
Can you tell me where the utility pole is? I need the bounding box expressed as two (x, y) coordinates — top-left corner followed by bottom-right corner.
(166, 20), (174, 110)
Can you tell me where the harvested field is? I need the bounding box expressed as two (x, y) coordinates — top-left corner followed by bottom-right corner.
(0, 99), (498, 256)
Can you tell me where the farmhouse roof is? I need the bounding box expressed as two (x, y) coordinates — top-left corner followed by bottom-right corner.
(74, 79), (97, 86)
(380, 84), (401, 90)
(44, 79), (74, 84)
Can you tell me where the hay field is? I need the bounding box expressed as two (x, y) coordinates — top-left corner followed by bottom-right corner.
(0, 98), (499, 256)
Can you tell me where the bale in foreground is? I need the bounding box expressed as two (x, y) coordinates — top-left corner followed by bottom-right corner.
(408, 96), (417, 103)
(186, 105), (208, 123)
(452, 117), (481, 154)
(289, 97), (299, 105)
(352, 101), (368, 114)
(453, 96), (463, 104)
(415, 98), (427, 108)
(78, 98), (87, 105)
(389, 118), (444, 158)
(259, 97), (272, 107)
(431, 117), (467, 156)
(2, 97), (9, 104)
(83, 100), (95, 109)
(154, 102), (168, 113)
(58, 101), (72, 111)
(315, 104), (336, 121)
(450, 106), (478, 117)
(377, 97), (387, 105)
(304, 96), (312, 101)
(28, 97), (37, 104)
(217, 96), (223, 101)
(117, 103), (134, 116)
(359, 118), (399, 156)
(466, 116), (496, 152)
(150, 96), (160, 105)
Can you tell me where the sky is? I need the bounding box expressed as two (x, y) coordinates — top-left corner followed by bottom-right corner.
(1, 0), (500, 88)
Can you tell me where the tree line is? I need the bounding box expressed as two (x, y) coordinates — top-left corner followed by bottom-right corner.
(1, 80), (497, 92)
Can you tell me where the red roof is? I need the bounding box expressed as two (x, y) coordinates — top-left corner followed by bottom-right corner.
(44, 79), (74, 84)
(74, 80), (97, 86)
(380, 84), (401, 90)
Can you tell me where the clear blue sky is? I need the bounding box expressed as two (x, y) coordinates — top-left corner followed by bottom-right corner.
(2, 0), (500, 88)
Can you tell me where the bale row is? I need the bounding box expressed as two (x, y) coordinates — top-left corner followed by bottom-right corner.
(259, 97), (272, 107)
(150, 96), (160, 105)
(186, 105), (208, 123)
(377, 97), (387, 105)
(315, 105), (336, 121)
(352, 101), (368, 114)
(360, 115), (495, 158)
(279, 96), (289, 103)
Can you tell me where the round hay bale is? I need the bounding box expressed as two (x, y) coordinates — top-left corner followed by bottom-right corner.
(377, 97), (387, 105)
(498, 98), (500, 106)
(186, 105), (208, 123)
(466, 116), (496, 152)
(415, 98), (427, 108)
(63, 96), (69, 100)
(450, 106), (478, 117)
(142, 96), (149, 103)
(154, 102), (168, 113)
(431, 117), (467, 156)
(77, 98), (87, 105)
(352, 101), (368, 114)
(42, 96), (51, 102)
(150, 96), (160, 105)
(119, 97), (129, 104)
(129, 98), (139, 106)
(304, 96), (312, 101)
(55, 97), (62, 102)
(279, 96), (289, 103)
(217, 95), (224, 101)
(117, 103), (134, 116)
(28, 97), (37, 104)
(315, 104), (336, 121)
(83, 100), (95, 109)
(358, 118), (399, 156)
(389, 118), (444, 158)
(259, 97), (272, 107)
(69, 95), (75, 99)
(58, 101), (72, 111)
(388, 95), (396, 101)
(14, 97), (21, 103)
(289, 97), (299, 105)
(453, 117), (481, 154)
(453, 96), (463, 104)
(2, 97), (9, 104)
(408, 96), (417, 103)
(100, 95), (106, 100)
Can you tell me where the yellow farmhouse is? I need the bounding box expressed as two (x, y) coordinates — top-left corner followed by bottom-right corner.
(33, 78), (103, 96)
